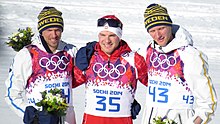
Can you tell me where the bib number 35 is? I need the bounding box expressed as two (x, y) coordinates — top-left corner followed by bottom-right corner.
(96, 95), (120, 112)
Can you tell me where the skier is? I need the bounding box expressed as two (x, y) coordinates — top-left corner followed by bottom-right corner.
(141, 3), (217, 124)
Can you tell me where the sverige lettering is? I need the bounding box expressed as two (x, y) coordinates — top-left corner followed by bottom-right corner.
(145, 15), (169, 24)
(38, 17), (62, 27)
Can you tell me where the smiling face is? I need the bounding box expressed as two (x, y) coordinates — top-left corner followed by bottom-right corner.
(148, 25), (173, 47)
(41, 27), (62, 53)
(98, 30), (120, 56)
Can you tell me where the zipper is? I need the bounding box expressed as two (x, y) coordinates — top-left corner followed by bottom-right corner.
(178, 113), (182, 124)
(159, 46), (165, 53)
(108, 57), (110, 68)
(148, 107), (154, 124)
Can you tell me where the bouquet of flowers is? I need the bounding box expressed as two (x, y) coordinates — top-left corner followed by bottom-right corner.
(36, 88), (68, 117)
(153, 116), (177, 124)
(23, 88), (68, 124)
(6, 27), (34, 52)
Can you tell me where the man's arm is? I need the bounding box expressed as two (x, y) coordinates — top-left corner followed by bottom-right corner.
(5, 48), (32, 118)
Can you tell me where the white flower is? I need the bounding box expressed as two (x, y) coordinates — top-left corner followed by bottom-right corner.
(18, 32), (24, 37)
(12, 33), (18, 37)
(153, 116), (177, 124)
(12, 37), (18, 42)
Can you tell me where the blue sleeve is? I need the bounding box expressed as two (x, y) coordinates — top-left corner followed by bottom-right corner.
(75, 41), (97, 71)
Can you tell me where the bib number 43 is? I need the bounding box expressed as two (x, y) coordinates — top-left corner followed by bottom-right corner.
(148, 86), (168, 103)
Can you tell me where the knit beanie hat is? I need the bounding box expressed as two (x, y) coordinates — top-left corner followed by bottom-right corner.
(144, 3), (172, 32)
(38, 6), (64, 34)
(97, 15), (123, 39)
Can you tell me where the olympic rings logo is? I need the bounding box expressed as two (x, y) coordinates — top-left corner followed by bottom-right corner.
(93, 63), (126, 79)
(39, 55), (69, 71)
(150, 52), (176, 69)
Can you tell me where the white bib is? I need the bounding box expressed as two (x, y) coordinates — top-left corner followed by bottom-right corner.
(146, 70), (194, 109)
(26, 72), (72, 106)
(84, 82), (133, 117)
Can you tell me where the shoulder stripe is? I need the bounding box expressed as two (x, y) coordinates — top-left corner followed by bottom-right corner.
(200, 52), (217, 124)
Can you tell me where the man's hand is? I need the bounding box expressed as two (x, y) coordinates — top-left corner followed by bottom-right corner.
(194, 116), (203, 124)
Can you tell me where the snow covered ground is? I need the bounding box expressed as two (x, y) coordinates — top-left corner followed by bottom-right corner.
(0, 0), (219, 123)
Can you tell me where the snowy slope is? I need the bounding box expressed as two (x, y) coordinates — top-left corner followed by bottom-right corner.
(0, 0), (219, 123)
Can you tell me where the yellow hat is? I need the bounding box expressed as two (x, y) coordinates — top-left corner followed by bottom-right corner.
(144, 3), (172, 32)
(38, 6), (64, 34)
